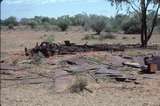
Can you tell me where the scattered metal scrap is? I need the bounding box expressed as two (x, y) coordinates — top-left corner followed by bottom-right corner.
(122, 55), (160, 74)
(25, 41), (125, 57)
(59, 56), (138, 83)
(25, 41), (160, 58)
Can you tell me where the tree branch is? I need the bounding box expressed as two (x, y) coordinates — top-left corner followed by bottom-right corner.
(146, 0), (152, 9)
(127, 0), (140, 14)
(130, 3), (140, 13)
(132, 0), (141, 11)
(147, 3), (160, 41)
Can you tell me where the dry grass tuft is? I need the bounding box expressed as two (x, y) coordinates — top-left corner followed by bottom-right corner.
(70, 76), (88, 93)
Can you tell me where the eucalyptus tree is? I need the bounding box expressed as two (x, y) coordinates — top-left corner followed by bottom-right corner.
(107, 0), (160, 47)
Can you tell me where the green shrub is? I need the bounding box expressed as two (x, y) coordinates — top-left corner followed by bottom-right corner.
(20, 18), (30, 25)
(121, 18), (141, 34)
(104, 25), (112, 32)
(90, 15), (106, 34)
(4, 16), (18, 26)
(57, 22), (68, 31)
(57, 16), (70, 31)
(28, 21), (37, 29)
(8, 24), (14, 30)
(110, 14), (129, 32)
(71, 13), (88, 26)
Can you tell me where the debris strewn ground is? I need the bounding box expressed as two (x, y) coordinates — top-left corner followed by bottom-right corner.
(1, 30), (160, 106)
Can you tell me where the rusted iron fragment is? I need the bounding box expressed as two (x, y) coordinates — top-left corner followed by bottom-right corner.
(145, 56), (160, 71)
(148, 64), (157, 73)
(25, 41), (125, 57)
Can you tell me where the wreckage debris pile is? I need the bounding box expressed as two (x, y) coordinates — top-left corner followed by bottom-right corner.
(25, 41), (160, 58)
(24, 41), (160, 73)
(25, 41), (126, 57)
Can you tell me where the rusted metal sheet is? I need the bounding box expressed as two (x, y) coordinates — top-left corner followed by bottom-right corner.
(148, 64), (157, 73)
(145, 56), (160, 71)
(151, 56), (160, 70)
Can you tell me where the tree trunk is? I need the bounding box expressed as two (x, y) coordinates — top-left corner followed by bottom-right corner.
(140, 0), (160, 48)
(140, 0), (148, 48)
(147, 4), (160, 43)
(144, 7), (148, 47)
(141, 0), (146, 47)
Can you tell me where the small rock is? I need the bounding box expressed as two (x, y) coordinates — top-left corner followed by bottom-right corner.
(134, 81), (141, 84)
(115, 77), (126, 82)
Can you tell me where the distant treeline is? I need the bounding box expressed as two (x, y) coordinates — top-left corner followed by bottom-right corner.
(1, 13), (160, 34)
